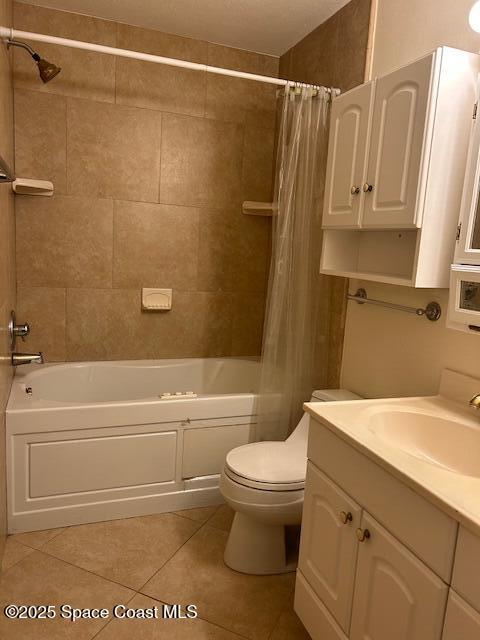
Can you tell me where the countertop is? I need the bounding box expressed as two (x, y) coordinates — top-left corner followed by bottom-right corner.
(304, 391), (480, 538)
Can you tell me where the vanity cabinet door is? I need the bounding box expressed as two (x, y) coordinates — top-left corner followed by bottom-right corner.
(362, 53), (435, 228)
(442, 591), (480, 640)
(350, 513), (448, 640)
(297, 463), (361, 632)
(322, 82), (374, 228)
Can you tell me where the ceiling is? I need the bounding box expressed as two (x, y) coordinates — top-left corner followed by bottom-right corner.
(16, 0), (351, 56)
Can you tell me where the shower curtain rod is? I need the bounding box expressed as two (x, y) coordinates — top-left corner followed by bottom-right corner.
(2, 27), (340, 94)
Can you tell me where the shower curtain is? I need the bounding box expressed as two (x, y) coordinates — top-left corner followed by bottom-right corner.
(256, 84), (331, 441)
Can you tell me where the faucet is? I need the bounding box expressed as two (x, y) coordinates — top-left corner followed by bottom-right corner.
(469, 394), (480, 410)
(11, 352), (44, 366)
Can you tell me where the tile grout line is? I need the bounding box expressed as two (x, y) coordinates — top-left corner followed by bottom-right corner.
(137, 519), (263, 640)
(8, 525), (69, 551)
(4, 511), (294, 640)
(89, 588), (139, 640)
(134, 514), (210, 594)
(10, 511), (211, 594)
(10, 546), (140, 594)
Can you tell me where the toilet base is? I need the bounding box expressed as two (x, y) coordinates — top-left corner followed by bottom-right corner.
(224, 512), (299, 575)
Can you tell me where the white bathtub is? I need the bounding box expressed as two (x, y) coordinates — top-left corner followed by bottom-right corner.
(7, 358), (259, 533)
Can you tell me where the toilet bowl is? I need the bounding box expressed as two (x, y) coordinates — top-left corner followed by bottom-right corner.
(220, 388), (362, 575)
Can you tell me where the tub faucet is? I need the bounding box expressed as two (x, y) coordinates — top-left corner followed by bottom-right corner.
(11, 352), (44, 366)
(469, 394), (480, 410)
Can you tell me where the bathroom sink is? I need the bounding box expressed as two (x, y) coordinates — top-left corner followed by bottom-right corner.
(368, 410), (480, 477)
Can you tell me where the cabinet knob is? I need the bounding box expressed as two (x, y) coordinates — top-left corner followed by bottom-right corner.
(350, 186), (360, 195)
(339, 511), (353, 524)
(356, 527), (371, 542)
(363, 183), (374, 193)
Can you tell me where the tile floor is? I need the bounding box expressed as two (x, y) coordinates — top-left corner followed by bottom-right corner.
(0, 504), (311, 640)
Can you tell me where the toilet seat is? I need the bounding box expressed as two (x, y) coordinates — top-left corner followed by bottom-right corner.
(225, 441), (307, 491)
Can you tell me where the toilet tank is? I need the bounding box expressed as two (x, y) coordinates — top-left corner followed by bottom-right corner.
(310, 389), (363, 402)
(286, 388), (363, 447)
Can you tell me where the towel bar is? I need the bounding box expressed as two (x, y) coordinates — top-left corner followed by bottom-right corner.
(347, 288), (442, 322)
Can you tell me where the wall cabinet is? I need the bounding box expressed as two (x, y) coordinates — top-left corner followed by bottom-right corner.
(295, 417), (480, 640)
(322, 82), (374, 228)
(362, 55), (433, 229)
(321, 47), (479, 287)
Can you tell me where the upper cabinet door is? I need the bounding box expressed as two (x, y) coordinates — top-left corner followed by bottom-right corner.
(362, 53), (436, 228)
(298, 463), (361, 633)
(322, 82), (374, 228)
(350, 513), (448, 640)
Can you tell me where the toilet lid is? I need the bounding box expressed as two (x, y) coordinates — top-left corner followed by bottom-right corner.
(225, 441), (307, 487)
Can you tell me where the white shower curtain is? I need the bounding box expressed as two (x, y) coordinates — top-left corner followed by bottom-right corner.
(256, 84), (331, 441)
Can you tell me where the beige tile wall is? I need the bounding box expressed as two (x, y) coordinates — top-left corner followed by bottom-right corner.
(14, 2), (277, 362)
(0, 0), (15, 566)
(279, 0), (371, 388)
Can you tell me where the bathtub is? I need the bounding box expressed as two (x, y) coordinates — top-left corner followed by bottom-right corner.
(6, 358), (259, 533)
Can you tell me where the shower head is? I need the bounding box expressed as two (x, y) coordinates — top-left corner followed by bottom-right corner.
(36, 57), (61, 83)
(7, 39), (61, 83)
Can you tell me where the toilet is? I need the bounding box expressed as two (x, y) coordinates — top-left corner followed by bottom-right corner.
(220, 388), (362, 575)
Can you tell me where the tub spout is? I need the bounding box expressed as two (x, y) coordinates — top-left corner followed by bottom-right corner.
(12, 352), (44, 366)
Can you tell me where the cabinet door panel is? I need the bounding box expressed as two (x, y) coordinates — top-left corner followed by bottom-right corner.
(443, 591), (480, 640)
(363, 53), (435, 228)
(323, 82), (374, 228)
(350, 514), (447, 640)
(298, 463), (361, 632)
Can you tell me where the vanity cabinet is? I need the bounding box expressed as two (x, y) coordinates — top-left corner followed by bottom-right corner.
(299, 463), (361, 632)
(349, 513), (447, 640)
(295, 416), (458, 640)
(443, 591), (480, 640)
(321, 47), (479, 286)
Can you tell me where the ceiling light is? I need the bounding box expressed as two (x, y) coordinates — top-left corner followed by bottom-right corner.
(469, 1), (480, 33)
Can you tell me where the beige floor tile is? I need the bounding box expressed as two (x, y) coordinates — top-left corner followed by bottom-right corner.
(207, 505), (235, 532)
(43, 513), (201, 591)
(142, 525), (294, 640)
(1, 538), (34, 572)
(96, 593), (245, 639)
(0, 551), (133, 640)
(174, 506), (221, 524)
(270, 608), (311, 640)
(10, 526), (66, 550)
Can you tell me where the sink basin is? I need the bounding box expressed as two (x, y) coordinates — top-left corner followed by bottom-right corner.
(368, 410), (480, 477)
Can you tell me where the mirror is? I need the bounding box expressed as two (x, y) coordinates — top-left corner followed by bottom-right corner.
(453, 108), (480, 265)
(470, 185), (480, 250)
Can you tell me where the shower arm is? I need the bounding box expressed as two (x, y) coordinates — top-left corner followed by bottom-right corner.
(6, 38), (41, 61)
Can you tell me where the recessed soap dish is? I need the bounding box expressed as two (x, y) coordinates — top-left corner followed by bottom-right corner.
(142, 288), (172, 311)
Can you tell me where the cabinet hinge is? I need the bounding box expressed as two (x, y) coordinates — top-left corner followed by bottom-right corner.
(474, 103), (478, 120)
(456, 223), (462, 241)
